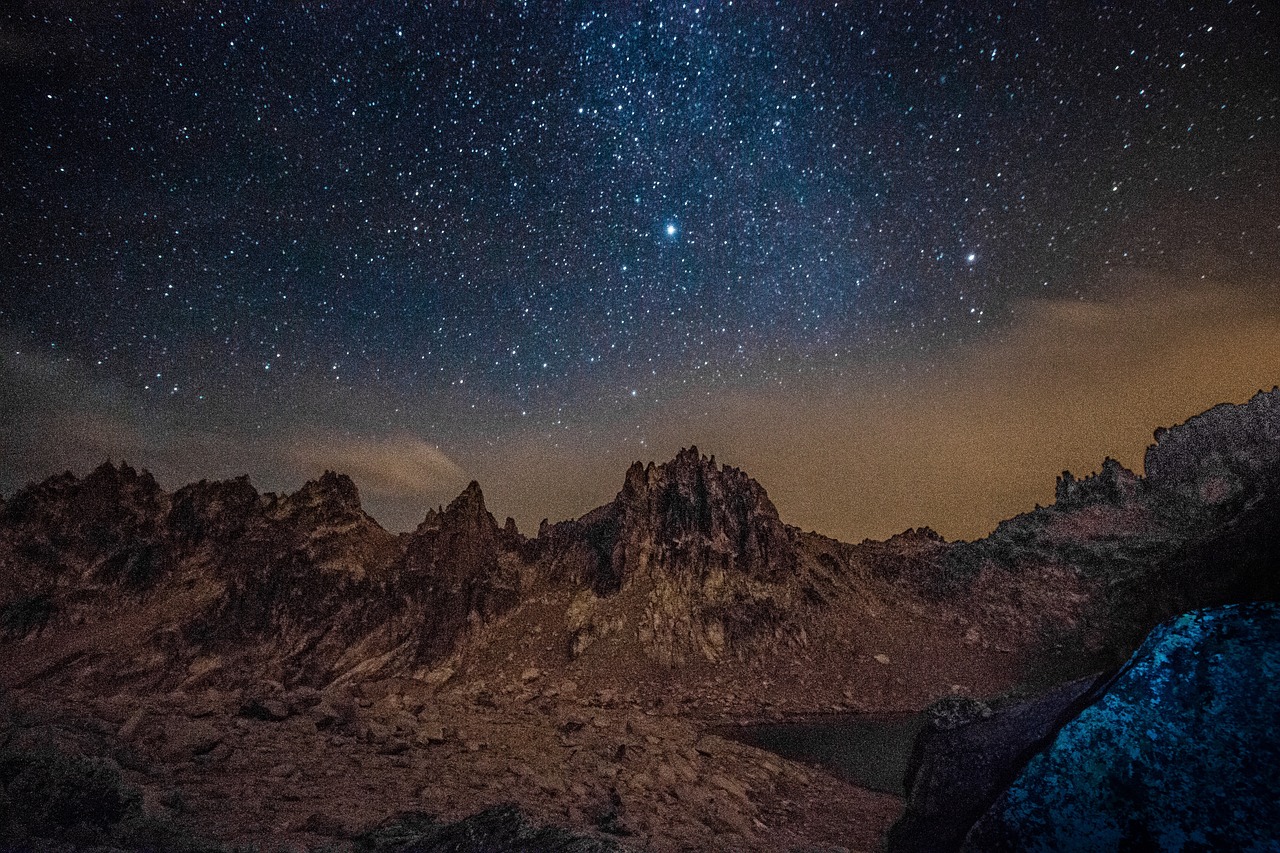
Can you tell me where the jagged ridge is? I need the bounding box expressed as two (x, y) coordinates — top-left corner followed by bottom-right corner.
(3, 388), (1279, 696)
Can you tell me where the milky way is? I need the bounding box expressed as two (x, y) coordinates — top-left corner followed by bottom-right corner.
(2, 2), (1277, 537)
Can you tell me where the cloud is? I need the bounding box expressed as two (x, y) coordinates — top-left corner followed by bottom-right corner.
(0, 339), (469, 530)
(286, 433), (468, 498)
(282, 433), (471, 530)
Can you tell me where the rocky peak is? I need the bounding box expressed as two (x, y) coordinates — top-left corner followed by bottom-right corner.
(886, 527), (947, 545)
(611, 446), (793, 582)
(298, 470), (362, 509)
(391, 480), (520, 667)
(166, 476), (262, 544)
(275, 471), (368, 525)
(83, 459), (161, 495)
(0, 462), (167, 552)
(0, 464), (175, 623)
(1054, 457), (1141, 508)
(403, 481), (502, 582)
(550, 448), (809, 664)
(448, 480), (490, 525)
(1145, 387), (1280, 506)
(3, 462), (165, 526)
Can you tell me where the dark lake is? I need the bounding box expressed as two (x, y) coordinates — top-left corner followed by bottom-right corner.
(723, 712), (926, 796)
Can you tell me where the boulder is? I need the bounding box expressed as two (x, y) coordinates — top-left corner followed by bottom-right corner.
(239, 696), (290, 722)
(161, 718), (223, 759)
(887, 677), (1108, 853)
(963, 603), (1280, 852)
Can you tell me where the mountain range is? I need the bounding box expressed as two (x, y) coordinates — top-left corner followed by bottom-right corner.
(2, 387), (1278, 851)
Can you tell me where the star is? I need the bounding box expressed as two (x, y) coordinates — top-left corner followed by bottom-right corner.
(2, 0), (1273, 540)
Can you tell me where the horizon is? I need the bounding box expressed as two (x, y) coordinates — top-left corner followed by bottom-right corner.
(6, 381), (1276, 545)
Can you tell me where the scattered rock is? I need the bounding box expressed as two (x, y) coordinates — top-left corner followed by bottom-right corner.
(354, 804), (631, 851)
(118, 708), (147, 741)
(415, 721), (446, 745)
(240, 697), (290, 722)
(163, 718), (222, 758)
(285, 686), (322, 714)
(380, 737), (411, 755)
(301, 811), (349, 838)
(308, 701), (341, 729)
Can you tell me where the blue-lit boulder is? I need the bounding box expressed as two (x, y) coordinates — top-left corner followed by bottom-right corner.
(963, 602), (1280, 852)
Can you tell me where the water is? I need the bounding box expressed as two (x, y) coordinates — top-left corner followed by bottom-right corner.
(725, 712), (926, 796)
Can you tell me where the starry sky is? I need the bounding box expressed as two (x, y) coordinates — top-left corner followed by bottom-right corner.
(2, 1), (1278, 540)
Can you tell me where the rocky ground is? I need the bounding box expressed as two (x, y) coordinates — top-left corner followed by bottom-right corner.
(2, 680), (901, 852)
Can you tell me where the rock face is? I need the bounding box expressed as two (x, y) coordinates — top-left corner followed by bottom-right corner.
(0, 465), (525, 688)
(1145, 386), (1280, 506)
(3, 392), (1280, 852)
(886, 676), (1110, 853)
(542, 447), (835, 663)
(0, 462), (169, 604)
(4, 389), (1280, 696)
(963, 603), (1280, 852)
(394, 481), (522, 668)
(925, 387), (1280, 679)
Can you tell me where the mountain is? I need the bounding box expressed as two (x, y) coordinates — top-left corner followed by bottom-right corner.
(2, 388), (1278, 851)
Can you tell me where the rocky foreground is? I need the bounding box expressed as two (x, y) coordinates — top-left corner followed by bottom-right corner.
(2, 388), (1279, 850)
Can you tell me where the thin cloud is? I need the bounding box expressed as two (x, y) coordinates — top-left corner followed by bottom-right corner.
(287, 433), (468, 498)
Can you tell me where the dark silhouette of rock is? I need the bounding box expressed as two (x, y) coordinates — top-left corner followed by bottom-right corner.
(963, 603), (1280, 852)
(1054, 457), (1141, 507)
(353, 803), (633, 852)
(886, 675), (1110, 853)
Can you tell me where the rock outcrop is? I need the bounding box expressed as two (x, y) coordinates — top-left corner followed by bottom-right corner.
(0, 450), (850, 686)
(963, 603), (1280, 852)
(886, 675), (1111, 853)
(542, 447), (838, 664)
(354, 804), (634, 852)
(1053, 457), (1141, 508)
(393, 480), (522, 668)
(1145, 386), (1280, 506)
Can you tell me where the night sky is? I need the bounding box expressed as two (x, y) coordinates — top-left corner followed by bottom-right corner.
(3, 1), (1278, 540)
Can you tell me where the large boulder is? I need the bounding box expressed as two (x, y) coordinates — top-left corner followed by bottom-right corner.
(886, 675), (1109, 853)
(963, 603), (1280, 852)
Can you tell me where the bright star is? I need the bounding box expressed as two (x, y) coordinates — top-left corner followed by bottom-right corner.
(966, 253), (977, 263)
(666, 223), (677, 237)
